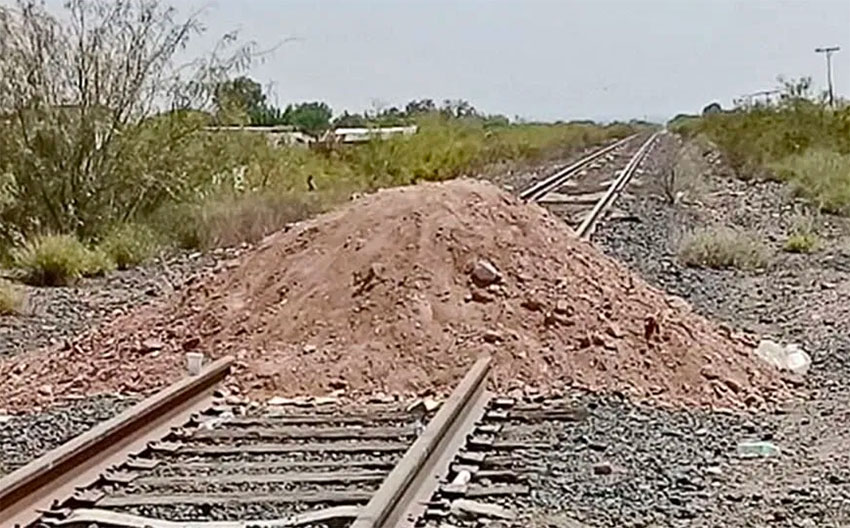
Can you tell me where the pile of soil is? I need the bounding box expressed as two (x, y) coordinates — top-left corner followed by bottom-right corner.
(0, 179), (788, 411)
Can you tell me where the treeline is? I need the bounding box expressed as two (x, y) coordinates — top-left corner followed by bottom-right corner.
(213, 75), (511, 134)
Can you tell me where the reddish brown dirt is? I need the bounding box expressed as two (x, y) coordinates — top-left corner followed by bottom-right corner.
(0, 179), (788, 411)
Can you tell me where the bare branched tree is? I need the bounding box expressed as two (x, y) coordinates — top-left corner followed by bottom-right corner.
(0, 0), (255, 244)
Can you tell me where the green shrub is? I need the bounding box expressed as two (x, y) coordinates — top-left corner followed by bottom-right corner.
(12, 234), (114, 286)
(772, 149), (850, 215)
(782, 211), (820, 253)
(0, 279), (25, 315)
(784, 233), (819, 253)
(678, 226), (770, 270)
(99, 223), (161, 269)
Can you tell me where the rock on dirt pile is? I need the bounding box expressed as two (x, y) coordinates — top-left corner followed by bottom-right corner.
(0, 179), (787, 411)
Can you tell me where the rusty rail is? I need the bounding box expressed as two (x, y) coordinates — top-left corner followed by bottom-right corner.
(0, 356), (233, 527)
(519, 134), (637, 202)
(351, 355), (492, 528)
(576, 131), (660, 239)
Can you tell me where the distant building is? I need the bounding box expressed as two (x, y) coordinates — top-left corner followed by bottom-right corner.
(203, 125), (316, 147)
(320, 125), (418, 144)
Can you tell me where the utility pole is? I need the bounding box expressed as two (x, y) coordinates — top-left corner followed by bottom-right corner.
(815, 46), (840, 106)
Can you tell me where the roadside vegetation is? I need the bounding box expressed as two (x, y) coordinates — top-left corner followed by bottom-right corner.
(783, 211), (821, 254)
(670, 77), (850, 216)
(678, 226), (771, 270)
(0, 279), (25, 315)
(0, 1), (636, 289)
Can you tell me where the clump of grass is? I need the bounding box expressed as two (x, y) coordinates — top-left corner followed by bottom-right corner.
(0, 279), (25, 315)
(12, 234), (115, 286)
(99, 223), (161, 269)
(678, 226), (770, 270)
(772, 149), (850, 215)
(783, 211), (820, 253)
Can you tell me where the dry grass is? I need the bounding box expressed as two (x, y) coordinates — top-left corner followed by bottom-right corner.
(678, 226), (770, 270)
(99, 223), (161, 269)
(0, 279), (25, 315)
(12, 234), (115, 286)
(161, 192), (326, 250)
(772, 149), (850, 216)
(783, 212), (820, 253)
(660, 140), (709, 204)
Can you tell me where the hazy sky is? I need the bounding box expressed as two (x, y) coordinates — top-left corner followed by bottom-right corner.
(25, 0), (850, 122)
(185, 0), (850, 122)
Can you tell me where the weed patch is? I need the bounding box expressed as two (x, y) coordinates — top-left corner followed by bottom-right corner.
(13, 234), (114, 286)
(0, 279), (25, 315)
(782, 211), (821, 253)
(679, 226), (770, 270)
(99, 223), (162, 269)
(772, 149), (850, 215)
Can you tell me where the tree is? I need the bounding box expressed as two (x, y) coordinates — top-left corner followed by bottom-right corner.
(214, 76), (267, 124)
(440, 99), (479, 119)
(282, 102), (332, 135)
(702, 102), (723, 115)
(404, 98), (436, 116)
(332, 111), (367, 128)
(0, 0), (254, 243)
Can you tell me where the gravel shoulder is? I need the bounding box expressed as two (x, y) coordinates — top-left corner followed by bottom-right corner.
(585, 133), (850, 527)
(0, 248), (241, 359)
(0, 394), (137, 477)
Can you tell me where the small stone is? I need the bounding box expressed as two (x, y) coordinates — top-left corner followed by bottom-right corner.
(329, 379), (348, 390)
(482, 330), (503, 343)
(737, 440), (780, 457)
(471, 290), (495, 303)
(705, 466), (724, 477)
(182, 336), (201, 351)
(142, 338), (165, 352)
(700, 365), (720, 380)
(724, 377), (742, 393)
(470, 259), (501, 286)
(592, 461), (614, 475)
(450, 499), (516, 520)
(545, 312), (572, 327)
(37, 384), (53, 396)
(267, 396), (299, 406)
(302, 344), (317, 354)
(588, 441), (607, 452)
(521, 297), (545, 312)
(554, 300), (572, 315)
(605, 322), (624, 338)
(407, 397), (440, 414)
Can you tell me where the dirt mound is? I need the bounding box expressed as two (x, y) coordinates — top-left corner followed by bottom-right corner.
(0, 179), (787, 411)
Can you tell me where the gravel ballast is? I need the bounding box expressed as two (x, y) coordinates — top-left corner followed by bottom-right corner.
(0, 394), (136, 477)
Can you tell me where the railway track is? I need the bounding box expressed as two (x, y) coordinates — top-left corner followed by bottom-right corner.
(0, 134), (660, 527)
(522, 131), (661, 239)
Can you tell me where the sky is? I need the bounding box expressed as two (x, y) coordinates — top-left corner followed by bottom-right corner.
(26, 0), (850, 122)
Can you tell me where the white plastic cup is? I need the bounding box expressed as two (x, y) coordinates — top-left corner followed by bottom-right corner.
(186, 352), (204, 376)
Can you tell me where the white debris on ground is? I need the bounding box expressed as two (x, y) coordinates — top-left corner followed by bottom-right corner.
(755, 339), (812, 375)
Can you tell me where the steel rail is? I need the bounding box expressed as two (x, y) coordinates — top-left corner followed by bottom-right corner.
(519, 134), (637, 201)
(576, 131), (660, 239)
(351, 355), (492, 528)
(0, 356), (233, 527)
